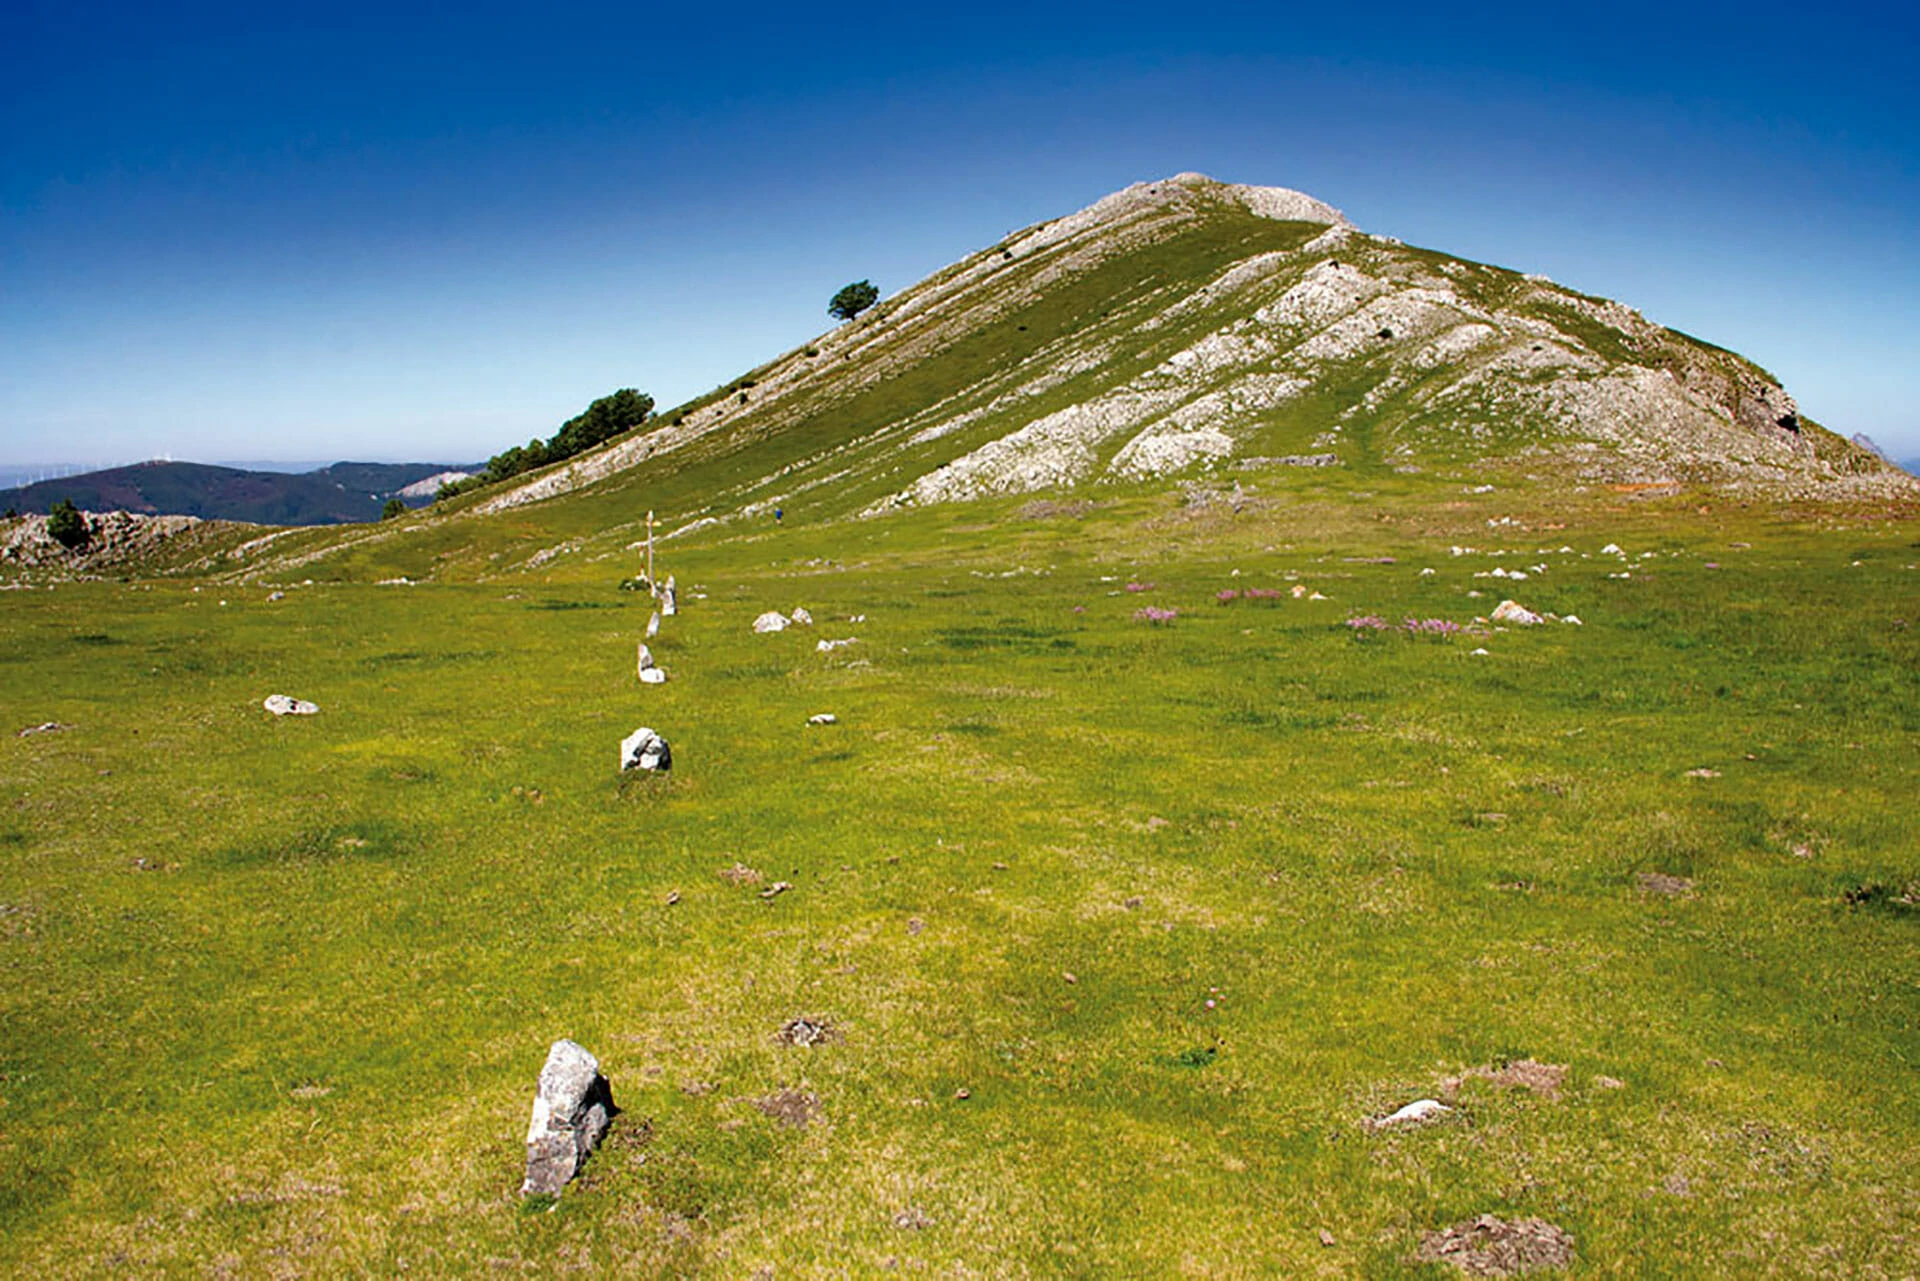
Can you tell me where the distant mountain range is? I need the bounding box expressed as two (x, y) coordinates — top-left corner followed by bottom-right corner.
(0, 460), (475, 525)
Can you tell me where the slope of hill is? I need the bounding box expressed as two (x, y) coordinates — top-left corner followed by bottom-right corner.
(0, 460), (472, 525)
(443, 172), (1907, 539)
(2, 176), (1917, 1274)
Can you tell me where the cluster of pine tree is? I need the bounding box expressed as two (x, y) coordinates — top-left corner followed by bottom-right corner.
(439, 388), (654, 500)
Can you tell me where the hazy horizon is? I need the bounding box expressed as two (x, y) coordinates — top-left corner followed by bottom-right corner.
(6, 1), (1919, 462)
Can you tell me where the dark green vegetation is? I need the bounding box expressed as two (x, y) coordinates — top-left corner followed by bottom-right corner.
(44, 499), (88, 549)
(829, 279), (880, 321)
(0, 461), (469, 526)
(441, 389), (656, 498)
(2, 469), (1916, 1274)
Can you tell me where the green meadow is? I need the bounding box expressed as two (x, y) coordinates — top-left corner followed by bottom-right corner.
(2, 470), (1916, 1274)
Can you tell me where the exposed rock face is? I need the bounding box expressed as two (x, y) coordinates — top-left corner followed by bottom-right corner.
(263, 694), (319, 716)
(521, 1039), (616, 1196)
(619, 727), (671, 772)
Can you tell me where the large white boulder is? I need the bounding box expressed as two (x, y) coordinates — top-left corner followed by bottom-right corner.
(619, 727), (671, 772)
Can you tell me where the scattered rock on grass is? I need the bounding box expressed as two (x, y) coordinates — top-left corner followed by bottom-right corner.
(1416, 1215), (1574, 1276)
(719, 862), (762, 885)
(816, 637), (857, 653)
(807, 712), (838, 725)
(753, 611), (789, 634)
(16, 721), (70, 737)
(776, 1017), (836, 1047)
(790, 606), (812, 626)
(892, 1206), (933, 1230)
(263, 695), (318, 716)
(1490, 600), (1543, 626)
(521, 1039), (617, 1197)
(1365, 1098), (1453, 1130)
(619, 727), (671, 772)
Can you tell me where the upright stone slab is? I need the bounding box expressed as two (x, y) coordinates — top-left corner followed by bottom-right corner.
(646, 611), (661, 639)
(661, 575), (678, 617)
(521, 1039), (616, 1196)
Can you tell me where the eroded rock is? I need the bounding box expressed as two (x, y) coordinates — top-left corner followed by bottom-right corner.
(753, 611), (789, 633)
(1490, 600), (1543, 626)
(521, 1039), (616, 1196)
(263, 694), (319, 716)
(619, 727), (671, 772)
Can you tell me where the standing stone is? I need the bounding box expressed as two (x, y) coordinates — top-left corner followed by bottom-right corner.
(620, 727), (671, 772)
(521, 1039), (616, 1196)
(646, 611), (661, 639)
(637, 642), (656, 674)
(661, 574), (677, 617)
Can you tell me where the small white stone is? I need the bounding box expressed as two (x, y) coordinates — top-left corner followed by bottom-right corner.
(1368, 1098), (1452, 1129)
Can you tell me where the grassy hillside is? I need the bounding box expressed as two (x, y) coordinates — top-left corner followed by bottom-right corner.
(2, 466), (1916, 1274)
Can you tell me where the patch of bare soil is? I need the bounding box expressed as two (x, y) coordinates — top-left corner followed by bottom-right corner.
(1443, 1059), (1568, 1101)
(1416, 1215), (1574, 1276)
(1637, 872), (1694, 896)
(750, 1089), (821, 1129)
(1016, 498), (1099, 520)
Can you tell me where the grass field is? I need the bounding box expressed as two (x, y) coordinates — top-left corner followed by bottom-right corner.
(2, 469), (1917, 1274)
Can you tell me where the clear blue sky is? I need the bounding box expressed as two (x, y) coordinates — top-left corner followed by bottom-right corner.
(5, 0), (1918, 467)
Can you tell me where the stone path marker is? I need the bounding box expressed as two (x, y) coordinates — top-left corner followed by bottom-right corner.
(521, 1039), (616, 1197)
(263, 694), (318, 716)
(662, 574), (678, 616)
(620, 727), (671, 772)
(636, 643), (665, 683)
(646, 610), (660, 639)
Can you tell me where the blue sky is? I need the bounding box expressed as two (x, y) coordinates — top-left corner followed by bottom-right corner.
(5, 0), (1918, 467)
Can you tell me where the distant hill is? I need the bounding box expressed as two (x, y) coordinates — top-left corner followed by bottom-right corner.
(0, 460), (474, 525)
